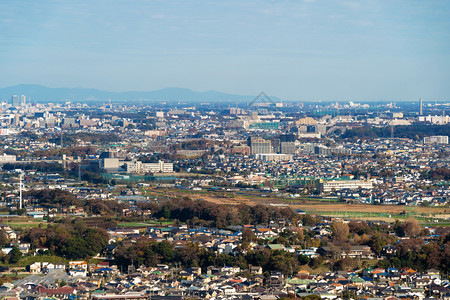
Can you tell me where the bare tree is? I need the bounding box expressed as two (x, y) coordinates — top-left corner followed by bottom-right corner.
(332, 221), (349, 243)
(403, 218), (422, 238)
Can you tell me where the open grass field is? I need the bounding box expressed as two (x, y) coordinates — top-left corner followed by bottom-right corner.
(6, 222), (48, 229)
(147, 220), (173, 225)
(117, 222), (150, 227)
(0, 216), (49, 230)
(15, 255), (68, 268)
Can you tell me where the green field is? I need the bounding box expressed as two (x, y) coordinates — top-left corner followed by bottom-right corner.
(117, 220), (173, 227)
(4, 255), (69, 268)
(7, 222), (48, 229)
(117, 222), (150, 227)
(421, 222), (450, 226)
(302, 209), (450, 225)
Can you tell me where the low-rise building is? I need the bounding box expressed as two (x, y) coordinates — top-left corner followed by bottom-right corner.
(423, 135), (448, 144)
(125, 160), (173, 174)
(321, 179), (373, 192)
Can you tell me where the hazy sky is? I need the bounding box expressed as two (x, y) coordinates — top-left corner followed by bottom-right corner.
(1, 0), (449, 101)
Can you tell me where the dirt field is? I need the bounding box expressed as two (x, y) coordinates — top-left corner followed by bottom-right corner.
(290, 203), (447, 215)
(151, 188), (449, 222)
(187, 192), (446, 214)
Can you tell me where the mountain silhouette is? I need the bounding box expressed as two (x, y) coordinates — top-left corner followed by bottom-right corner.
(0, 84), (279, 103)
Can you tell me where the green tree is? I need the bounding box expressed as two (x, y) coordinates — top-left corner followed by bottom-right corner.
(15, 209), (27, 216)
(8, 246), (22, 264)
(298, 254), (310, 265)
(154, 241), (174, 262)
(163, 207), (171, 220)
(393, 220), (405, 237)
(267, 250), (299, 276)
(342, 290), (357, 299)
(368, 234), (386, 256)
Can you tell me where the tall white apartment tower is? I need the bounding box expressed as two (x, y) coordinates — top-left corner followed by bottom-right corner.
(20, 95), (26, 106)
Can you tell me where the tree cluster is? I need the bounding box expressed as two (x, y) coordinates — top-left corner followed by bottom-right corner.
(378, 238), (450, 272)
(342, 124), (450, 141)
(393, 219), (426, 238)
(25, 189), (82, 208)
(421, 167), (450, 180)
(23, 218), (108, 259)
(152, 198), (298, 227)
(49, 132), (120, 146)
(2, 162), (64, 173)
(84, 199), (127, 216)
(33, 146), (97, 158)
(114, 238), (321, 276)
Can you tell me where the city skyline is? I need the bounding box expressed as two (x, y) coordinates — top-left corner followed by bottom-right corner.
(1, 0), (450, 101)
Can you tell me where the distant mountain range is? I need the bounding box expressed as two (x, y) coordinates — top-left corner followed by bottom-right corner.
(0, 84), (278, 103)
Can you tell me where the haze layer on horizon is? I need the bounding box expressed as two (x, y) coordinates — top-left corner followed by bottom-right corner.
(1, 0), (449, 101)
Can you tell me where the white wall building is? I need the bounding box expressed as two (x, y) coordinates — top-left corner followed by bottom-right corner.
(125, 160), (174, 174)
(255, 153), (293, 162)
(0, 154), (16, 163)
(321, 179), (373, 192)
(419, 115), (449, 124)
(424, 136), (448, 144)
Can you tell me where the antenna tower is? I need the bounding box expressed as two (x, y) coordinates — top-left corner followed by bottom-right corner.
(19, 172), (23, 209)
(419, 98), (423, 115)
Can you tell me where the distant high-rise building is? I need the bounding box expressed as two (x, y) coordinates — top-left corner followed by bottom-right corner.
(62, 117), (76, 128)
(307, 125), (327, 134)
(280, 134), (296, 154)
(280, 134), (296, 143)
(248, 136), (272, 154)
(304, 144), (351, 156)
(11, 95), (20, 107)
(99, 150), (120, 159)
(20, 95), (26, 106)
(13, 114), (20, 126)
(280, 142), (295, 154)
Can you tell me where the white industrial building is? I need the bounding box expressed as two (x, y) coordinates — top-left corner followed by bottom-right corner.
(423, 136), (448, 144)
(321, 179), (373, 192)
(125, 160), (173, 174)
(100, 158), (174, 174)
(0, 154), (16, 163)
(254, 153), (293, 162)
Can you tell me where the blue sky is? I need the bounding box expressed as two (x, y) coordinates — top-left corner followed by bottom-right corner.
(1, 0), (449, 101)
